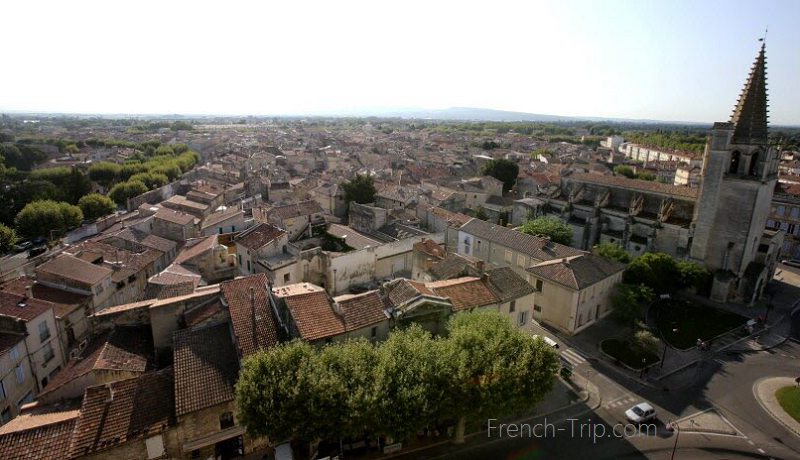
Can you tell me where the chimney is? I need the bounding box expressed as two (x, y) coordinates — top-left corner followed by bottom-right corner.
(25, 284), (33, 299)
(476, 260), (485, 271)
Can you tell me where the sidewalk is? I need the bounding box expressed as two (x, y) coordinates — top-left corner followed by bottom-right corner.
(753, 377), (800, 437)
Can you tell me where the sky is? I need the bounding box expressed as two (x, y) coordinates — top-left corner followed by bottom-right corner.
(1, 0), (798, 124)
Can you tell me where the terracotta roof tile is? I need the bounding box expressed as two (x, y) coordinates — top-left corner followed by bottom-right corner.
(427, 277), (500, 311)
(68, 368), (174, 458)
(0, 290), (54, 322)
(1, 277), (90, 318)
(285, 291), (344, 341)
(335, 290), (389, 331)
(36, 254), (112, 286)
(460, 219), (584, 262)
(234, 222), (286, 251)
(0, 417), (76, 460)
(174, 322), (238, 416)
(222, 274), (281, 357)
(526, 253), (626, 290)
(268, 200), (324, 220)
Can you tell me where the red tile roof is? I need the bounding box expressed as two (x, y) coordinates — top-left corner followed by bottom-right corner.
(1, 278), (89, 318)
(36, 254), (112, 286)
(234, 222), (286, 250)
(335, 290), (389, 331)
(0, 416), (76, 460)
(41, 326), (153, 397)
(285, 291), (344, 341)
(174, 322), (238, 416)
(0, 290), (54, 321)
(68, 368), (174, 458)
(427, 277), (501, 311)
(222, 274), (280, 358)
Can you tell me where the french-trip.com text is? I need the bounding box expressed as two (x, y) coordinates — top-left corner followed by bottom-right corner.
(487, 418), (657, 443)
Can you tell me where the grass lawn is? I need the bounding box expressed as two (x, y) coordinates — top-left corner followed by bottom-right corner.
(601, 338), (659, 370)
(656, 300), (748, 350)
(775, 386), (800, 423)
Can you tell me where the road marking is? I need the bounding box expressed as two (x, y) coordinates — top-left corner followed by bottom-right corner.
(758, 448), (766, 454)
(748, 440), (755, 445)
(561, 348), (587, 367)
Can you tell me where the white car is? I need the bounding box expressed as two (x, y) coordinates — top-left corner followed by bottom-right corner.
(625, 402), (657, 423)
(532, 334), (559, 349)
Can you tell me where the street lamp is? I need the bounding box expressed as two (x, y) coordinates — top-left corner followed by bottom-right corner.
(670, 420), (681, 460)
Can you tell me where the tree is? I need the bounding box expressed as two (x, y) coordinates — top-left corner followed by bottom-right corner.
(613, 165), (635, 178)
(0, 223), (16, 253)
(14, 200), (83, 239)
(120, 163), (150, 180)
(623, 253), (679, 294)
(610, 283), (654, 326)
(631, 328), (659, 356)
(313, 340), (379, 440)
(372, 325), (445, 442)
(78, 193), (116, 220)
(440, 311), (559, 443)
(236, 340), (319, 442)
(88, 162), (121, 187)
(341, 174), (377, 205)
(594, 241), (631, 263)
(518, 216), (573, 246)
(675, 260), (708, 291)
(480, 158), (519, 193)
(107, 180), (148, 206)
(473, 206), (489, 221)
(635, 171), (656, 181)
(128, 172), (169, 189)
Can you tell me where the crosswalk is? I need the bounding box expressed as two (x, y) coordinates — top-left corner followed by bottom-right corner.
(603, 395), (636, 411)
(560, 348), (588, 367)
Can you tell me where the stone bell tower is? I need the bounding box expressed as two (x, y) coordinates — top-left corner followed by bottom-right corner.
(689, 44), (780, 302)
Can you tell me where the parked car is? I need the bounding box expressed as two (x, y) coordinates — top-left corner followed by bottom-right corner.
(532, 334), (559, 349)
(31, 237), (47, 247)
(27, 247), (47, 259)
(625, 402), (657, 423)
(781, 259), (800, 269)
(15, 241), (33, 253)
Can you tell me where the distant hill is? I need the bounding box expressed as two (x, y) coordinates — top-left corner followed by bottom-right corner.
(340, 106), (705, 125)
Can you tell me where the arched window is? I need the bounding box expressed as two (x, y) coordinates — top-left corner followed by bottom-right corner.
(749, 151), (760, 176)
(729, 151), (741, 174)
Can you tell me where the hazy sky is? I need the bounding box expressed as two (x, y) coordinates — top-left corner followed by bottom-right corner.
(2, 0), (798, 124)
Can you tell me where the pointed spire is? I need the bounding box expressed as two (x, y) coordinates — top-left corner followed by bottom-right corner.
(730, 43), (769, 144)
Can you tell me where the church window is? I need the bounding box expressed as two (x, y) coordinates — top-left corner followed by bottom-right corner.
(749, 151), (759, 175)
(729, 151), (741, 174)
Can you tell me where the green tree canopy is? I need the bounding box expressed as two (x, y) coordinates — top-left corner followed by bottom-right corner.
(372, 325), (445, 441)
(78, 193), (116, 220)
(0, 223), (16, 253)
(440, 311), (559, 443)
(473, 205), (489, 221)
(479, 158), (519, 193)
(14, 200), (83, 239)
(341, 174), (377, 205)
(0, 144), (48, 170)
(128, 172), (169, 190)
(610, 283), (654, 326)
(613, 165), (635, 178)
(88, 162), (121, 187)
(518, 216), (573, 246)
(107, 180), (148, 206)
(623, 252), (706, 294)
(635, 171), (656, 181)
(594, 241), (631, 264)
(236, 340), (319, 442)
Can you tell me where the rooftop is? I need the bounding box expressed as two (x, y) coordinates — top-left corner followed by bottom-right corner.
(174, 322), (239, 416)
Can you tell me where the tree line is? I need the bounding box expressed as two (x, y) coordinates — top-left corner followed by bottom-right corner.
(236, 311), (559, 447)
